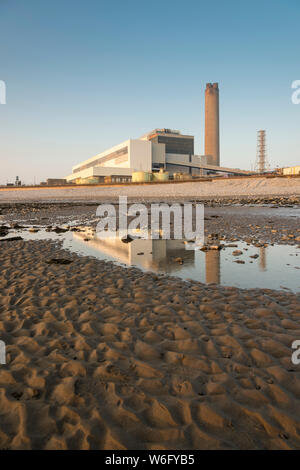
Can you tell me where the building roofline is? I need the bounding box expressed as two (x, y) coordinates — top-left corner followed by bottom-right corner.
(140, 129), (194, 140)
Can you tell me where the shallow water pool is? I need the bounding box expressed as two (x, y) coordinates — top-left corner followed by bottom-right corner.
(3, 226), (300, 293)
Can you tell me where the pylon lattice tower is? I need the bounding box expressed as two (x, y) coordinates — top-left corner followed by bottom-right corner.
(255, 130), (268, 173)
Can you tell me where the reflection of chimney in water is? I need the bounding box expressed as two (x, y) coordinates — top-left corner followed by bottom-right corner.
(259, 247), (266, 271)
(205, 249), (221, 284)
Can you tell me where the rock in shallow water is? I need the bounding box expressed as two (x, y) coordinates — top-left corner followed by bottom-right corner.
(0, 236), (23, 242)
(121, 235), (134, 243)
(232, 250), (243, 256)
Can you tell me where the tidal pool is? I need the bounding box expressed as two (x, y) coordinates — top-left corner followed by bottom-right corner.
(3, 226), (300, 293)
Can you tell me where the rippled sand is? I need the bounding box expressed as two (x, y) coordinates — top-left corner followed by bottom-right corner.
(0, 239), (300, 449)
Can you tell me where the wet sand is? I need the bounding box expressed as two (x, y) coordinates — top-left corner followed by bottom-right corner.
(1, 203), (300, 246)
(0, 204), (300, 449)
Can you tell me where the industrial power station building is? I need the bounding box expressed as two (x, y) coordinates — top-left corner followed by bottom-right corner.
(65, 128), (212, 184)
(65, 83), (249, 183)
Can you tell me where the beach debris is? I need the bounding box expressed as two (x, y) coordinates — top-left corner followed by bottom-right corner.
(250, 254), (259, 259)
(232, 250), (243, 256)
(0, 227), (10, 237)
(0, 236), (23, 242)
(234, 260), (245, 264)
(121, 235), (134, 243)
(174, 257), (184, 264)
(10, 223), (24, 229)
(208, 233), (219, 239)
(53, 227), (69, 233)
(28, 228), (39, 233)
(45, 258), (73, 265)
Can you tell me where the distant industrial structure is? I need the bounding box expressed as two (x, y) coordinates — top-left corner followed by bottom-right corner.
(65, 83), (251, 184)
(46, 178), (67, 186)
(6, 176), (22, 187)
(205, 83), (219, 166)
(279, 165), (300, 176)
(255, 130), (269, 173)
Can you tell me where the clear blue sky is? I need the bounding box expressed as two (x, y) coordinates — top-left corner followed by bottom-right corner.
(0, 0), (299, 184)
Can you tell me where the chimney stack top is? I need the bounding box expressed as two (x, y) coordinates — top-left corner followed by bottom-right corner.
(206, 82), (219, 90)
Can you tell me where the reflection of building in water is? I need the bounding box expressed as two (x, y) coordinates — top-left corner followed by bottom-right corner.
(205, 249), (221, 284)
(259, 247), (266, 271)
(73, 232), (195, 273)
(153, 240), (195, 273)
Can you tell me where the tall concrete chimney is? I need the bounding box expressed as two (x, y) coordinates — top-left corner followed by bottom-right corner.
(205, 82), (220, 166)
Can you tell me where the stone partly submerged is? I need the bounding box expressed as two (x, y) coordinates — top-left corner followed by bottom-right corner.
(121, 235), (134, 244)
(0, 236), (23, 242)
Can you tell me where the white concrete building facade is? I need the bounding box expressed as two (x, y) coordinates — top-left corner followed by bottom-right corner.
(66, 129), (203, 183)
(66, 138), (153, 183)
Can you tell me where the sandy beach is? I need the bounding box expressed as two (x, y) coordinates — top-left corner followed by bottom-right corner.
(0, 176), (300, 203)
(2, 0), (300, 454)
(0, 199), (300, 450)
